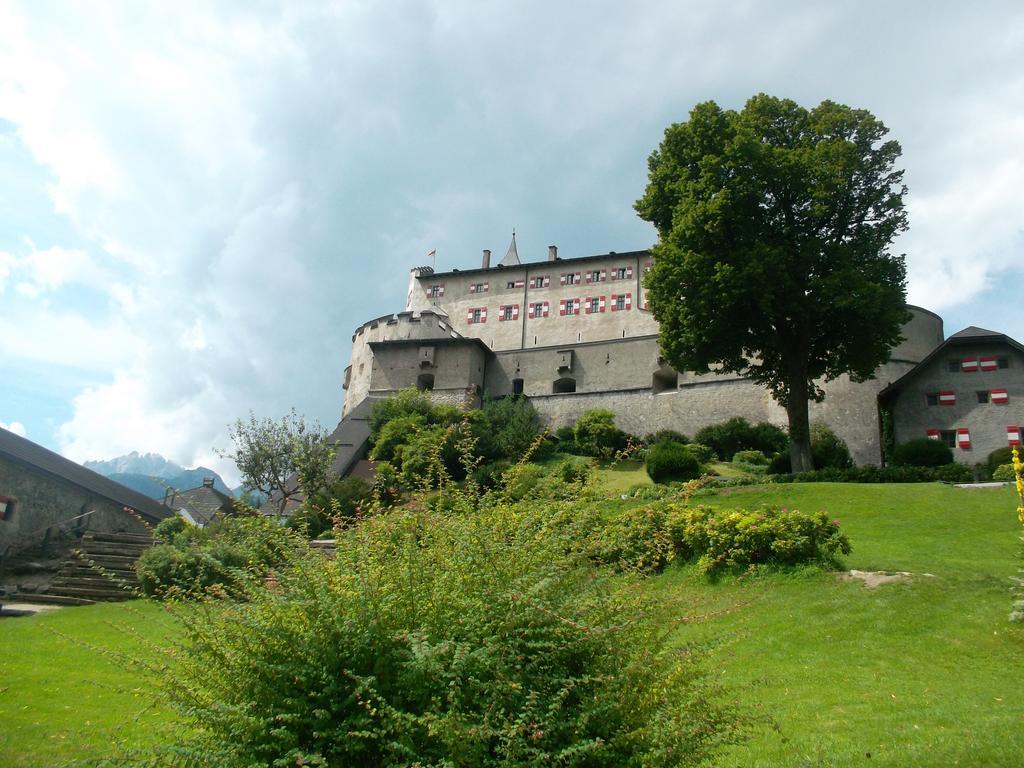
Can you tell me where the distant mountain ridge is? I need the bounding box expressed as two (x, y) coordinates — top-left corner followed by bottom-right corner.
(85, 452), (235, 500)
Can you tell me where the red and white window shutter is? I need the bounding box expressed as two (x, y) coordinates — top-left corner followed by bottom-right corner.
(926, 428), (941, 440)
(559, 299), (566, 316)
(541, 301), (549, 317)
(530, 276), (550, 289)
(992, 388), (1009, 404)
(498, 304), (519, 321)
(625, 266), (633, 279)
(961, 357), (978, 372)
(599, 296), (606, 312)
(512, 304), (519, 320)
(938, 391), (956, 406)
(624, 292), (632, 309)
(957, 428), (971, 449)
(1007, 426), (1021, 446)
(980, 356), (998, 372)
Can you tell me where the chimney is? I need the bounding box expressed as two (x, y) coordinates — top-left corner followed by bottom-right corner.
(203, 477), (214, 488)
(481, 249), (491, 269)
(548, 245), (558, 261)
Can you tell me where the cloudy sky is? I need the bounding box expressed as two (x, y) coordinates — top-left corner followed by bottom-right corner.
(1, 1), (1022, 484)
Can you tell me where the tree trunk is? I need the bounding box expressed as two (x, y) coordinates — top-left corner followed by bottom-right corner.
(786, 376), (814, 474)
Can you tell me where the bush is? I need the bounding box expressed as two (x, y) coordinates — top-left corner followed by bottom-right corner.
(472, 459), (512, 490)
(368, 388), (436, 437)
(767, 452), (791, 474)
(771, 463), (974, 484)
(137, 516), (301, 599)
(647, 442), (703, 484)
(289, 476), (372, 538)
(573, 409), (629, 459)
(988, 447), (1019, 476)
(154, 515), (188, 542)
(685, 443), (716, 464)
(369, 413), (427, 463)
(732, 449), (767, 465)
(892, 438), (954, 467)
(153, 503), (747, 766)
(993, 463), (1016, 482)
(644, 429), (690, 446)
(553, 425), (578, 454)
(810, 423), (854, 469)
(479, 396), (542, 461)
(667, 504), (852, 574)
(695, 417), (788, 461)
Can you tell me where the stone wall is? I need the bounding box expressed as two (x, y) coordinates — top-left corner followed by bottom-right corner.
(0, 454), (150, 555)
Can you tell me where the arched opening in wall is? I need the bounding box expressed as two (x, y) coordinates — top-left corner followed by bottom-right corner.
(552, 377), (577, 394)
(417, 373), (435, 391)
(652, 369), (678, 394)
(512, 378), (524, 395)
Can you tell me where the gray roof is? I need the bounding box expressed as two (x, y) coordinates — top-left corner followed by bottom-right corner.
(170, 484), (236, 527)
(0, 428), (171, 522)
(498, 232), (521, 267)
(879, 326), (1024, 399)
(423, 248), (652, 280)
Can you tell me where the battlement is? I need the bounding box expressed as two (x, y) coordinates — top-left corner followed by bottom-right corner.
(351, 308), (460, 343)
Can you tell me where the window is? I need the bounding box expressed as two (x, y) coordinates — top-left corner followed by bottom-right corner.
(611, 293), (632, 311)
(553, 377), (577, 394)
(947, 360), (960, 373)
(469, 282), (489, 294)
(466, 307), (487, 324)
(588, 297), (600, 313)
(428, 284), (444, 298)
(939, 430), (957, 449)
(587, 269), (604, 283)
(977, 391), (990, 404)
(615, 267), (628, 280)
(652, 369), (678, 394)
(512, 378), (524, 395)
(528, 301), (549, 319)
(472, 309), (482, 323)
(507, 281), (516, 289)
(999, 357), (1010, 369)
(530, 275), (550, 289)
(416, 373), (435, 391)
(561, 272), (580, 286)
(560, 298), (580, 316)
(926, 393), (939, 406)
(499, 304), (519, 321)
(0, 495), (13, 522)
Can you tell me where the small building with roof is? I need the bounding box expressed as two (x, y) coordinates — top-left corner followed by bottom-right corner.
(879, 326), (1024, 458)
(165, 477), (239, 528)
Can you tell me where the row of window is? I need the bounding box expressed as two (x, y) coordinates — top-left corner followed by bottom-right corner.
(926, 425), (1022, 450)
(926, 389), (1009, 406)
(465, 294), (635, 324)
(946, 356), (1010, 372)
(429, 263), (652, 298)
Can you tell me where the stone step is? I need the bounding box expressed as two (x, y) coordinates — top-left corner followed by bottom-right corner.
(51, 575), (138, 590)
(73, 553), (142, 568)
(44, 585), (138, 600)
(75, 542), (152, 557)
(83, 531), (155, 545)
(13, 593), (97, 606)
(60, 565), (138, 581)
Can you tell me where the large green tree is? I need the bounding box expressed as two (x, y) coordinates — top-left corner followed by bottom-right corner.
(636, 94), (909, 472)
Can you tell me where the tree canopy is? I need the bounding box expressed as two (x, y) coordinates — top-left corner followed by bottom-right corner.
(636, 94), (909, 472)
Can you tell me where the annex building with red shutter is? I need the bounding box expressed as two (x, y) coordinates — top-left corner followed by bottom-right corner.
(336, 237), (1023, 468)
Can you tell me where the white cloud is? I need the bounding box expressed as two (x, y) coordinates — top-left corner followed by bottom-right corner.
(0, 421), (26, 437)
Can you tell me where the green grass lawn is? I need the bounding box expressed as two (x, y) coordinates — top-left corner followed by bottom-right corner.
(0, 600), (177, 767)
(2, 481), (1022, 766)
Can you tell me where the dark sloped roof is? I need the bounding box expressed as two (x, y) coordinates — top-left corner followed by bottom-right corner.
(879, 327), (1024, 399)
(0, 428), (171, 522)
(170, 484), (236, 527)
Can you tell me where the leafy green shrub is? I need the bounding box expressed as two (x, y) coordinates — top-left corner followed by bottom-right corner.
(153, 503), (747, 766)
(685, 443), (716, 463)
(892, 437), (954, 467)
(647, 441), (702, 484)
(992, 463), (1016, 482)
(154, 515), (188, 542)
(644, 429), (690, 446)
(810, 423), (854, 469)
(732, 449), (767, 465)
(137, 516), (301, 599)
(988, 447), (1018, 476)
(289, 476), (372, 538)
(587, 505), (673, 573)
(479, 396), (541, 461)
(369, 413), (427, 463)
(574, 409), (628, 458)
(368, 388), (437, 436)
(695, 417), (788, 461)
(771, 463), (973, 484)
(767, 452), (791, 474)
(472, 459), (512, 490)
(667, 504), (851, 574)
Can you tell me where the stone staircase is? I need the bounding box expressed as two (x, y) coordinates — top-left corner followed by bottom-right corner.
(27, 531), (154, 606)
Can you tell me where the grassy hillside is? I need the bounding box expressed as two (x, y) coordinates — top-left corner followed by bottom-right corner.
(1, 481), (1022, 766)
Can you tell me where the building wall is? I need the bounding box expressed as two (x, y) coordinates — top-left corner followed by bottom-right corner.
(409, 251), (659, 352)
(0, 455), (150, 553)
(369, 341), (489, 409)
(890, 344), (1024, 462)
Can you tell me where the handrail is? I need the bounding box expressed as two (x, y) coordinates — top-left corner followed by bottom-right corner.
(1, 509), (94, 562)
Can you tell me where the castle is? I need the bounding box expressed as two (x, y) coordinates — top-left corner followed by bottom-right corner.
(336, 237), (1024, 469)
